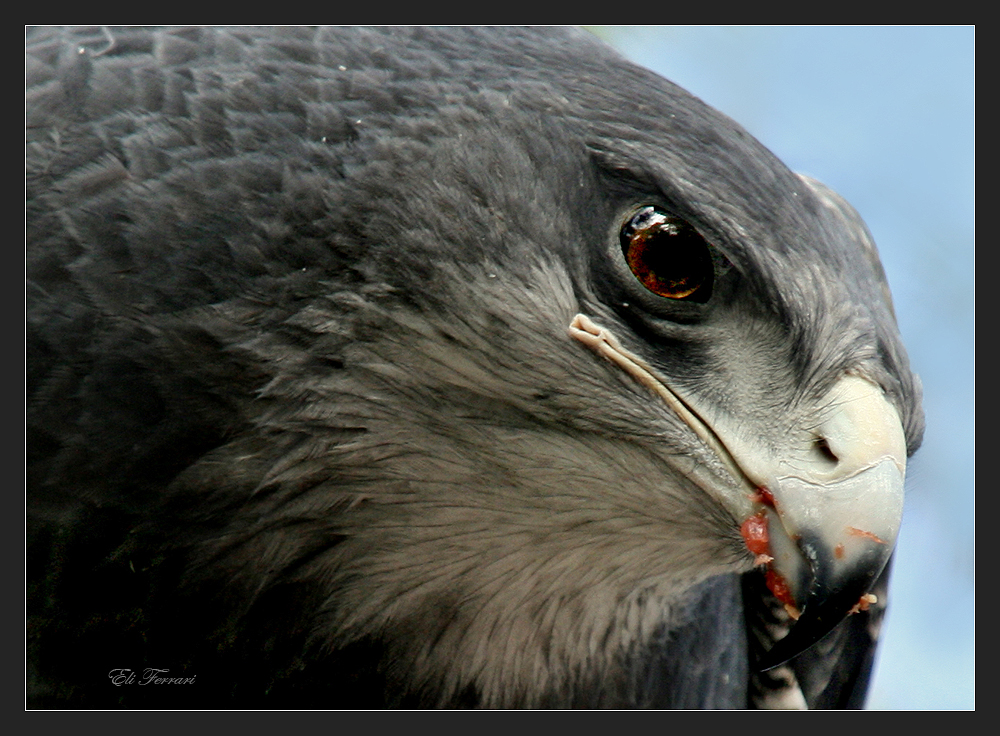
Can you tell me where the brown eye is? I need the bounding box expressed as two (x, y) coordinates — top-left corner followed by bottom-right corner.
(620, 206), (715, 302)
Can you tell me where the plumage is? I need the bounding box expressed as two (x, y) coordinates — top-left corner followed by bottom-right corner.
(26, 26), (923, 709)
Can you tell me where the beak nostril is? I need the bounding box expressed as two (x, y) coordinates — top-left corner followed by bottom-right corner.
(814, 436), (838, 464)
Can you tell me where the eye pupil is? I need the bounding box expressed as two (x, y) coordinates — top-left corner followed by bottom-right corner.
(621, 206), (714, 302)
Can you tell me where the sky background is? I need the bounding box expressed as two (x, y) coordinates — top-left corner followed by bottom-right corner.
(595, 26), (975, 710)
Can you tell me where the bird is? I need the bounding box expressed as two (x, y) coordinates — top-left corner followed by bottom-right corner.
(25, 26), (924, 709)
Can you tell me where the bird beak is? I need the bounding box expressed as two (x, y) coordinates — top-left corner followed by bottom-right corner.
(751, 375), (907, 671)
(569, 316), (907, 671)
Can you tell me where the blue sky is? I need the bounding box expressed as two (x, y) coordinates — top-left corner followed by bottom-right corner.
(596, 26), (975, 710)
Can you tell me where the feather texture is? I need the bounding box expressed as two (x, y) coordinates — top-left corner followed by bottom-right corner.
(26, 26), (922, 709)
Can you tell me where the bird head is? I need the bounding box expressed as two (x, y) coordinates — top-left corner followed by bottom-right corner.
(25, 26), (924, 708)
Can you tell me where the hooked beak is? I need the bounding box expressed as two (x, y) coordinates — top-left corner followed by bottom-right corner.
(753, 375), (906, 670)
(568, 315), (907, 671)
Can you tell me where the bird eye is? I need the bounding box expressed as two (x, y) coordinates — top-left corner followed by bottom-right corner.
(620, 206), (715, 303)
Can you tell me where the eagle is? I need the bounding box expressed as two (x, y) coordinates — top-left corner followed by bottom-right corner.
(25, 26), (924, 709)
